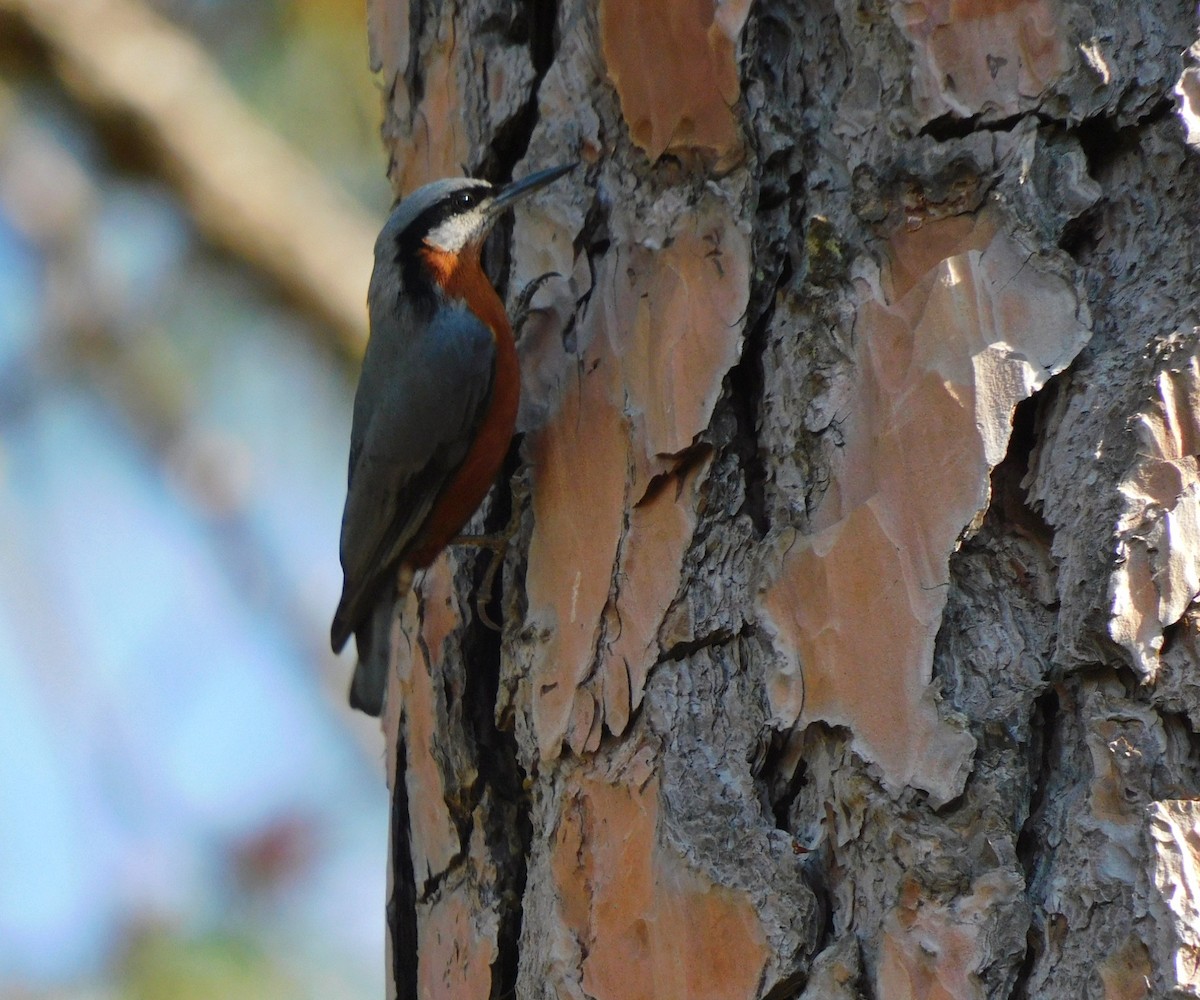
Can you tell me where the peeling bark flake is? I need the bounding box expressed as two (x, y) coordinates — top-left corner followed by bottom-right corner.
(759, 210), (1090, 804)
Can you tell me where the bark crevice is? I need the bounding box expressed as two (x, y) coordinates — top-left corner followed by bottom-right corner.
(919, 109), (1031, 142)
(388, 734), (420, 1000)
(1069, 96), (1175, 180)
(755, 728), (808, 833)
(476, 0), (560, 183)
(727, 252), (790, 538)
(464, 558), (532, 999)
(470, 443), (533, 1000)
(1009, 686), (1059, 1000)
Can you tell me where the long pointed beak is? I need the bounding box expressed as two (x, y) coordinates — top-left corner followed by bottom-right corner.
(488, 162), (577, 215)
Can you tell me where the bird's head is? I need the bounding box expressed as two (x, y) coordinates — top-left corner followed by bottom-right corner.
(379, 163), (576, 261)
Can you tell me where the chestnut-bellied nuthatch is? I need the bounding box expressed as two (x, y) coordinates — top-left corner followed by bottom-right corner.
(331, 163), (575, 716)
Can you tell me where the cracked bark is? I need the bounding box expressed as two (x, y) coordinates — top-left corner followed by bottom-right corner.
(368, 0), (1200, 996)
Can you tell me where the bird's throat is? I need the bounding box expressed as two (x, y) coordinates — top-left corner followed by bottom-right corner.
(419, 244), (511, 344)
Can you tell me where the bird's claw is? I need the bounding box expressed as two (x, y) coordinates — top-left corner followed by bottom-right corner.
(451, 477), (530, 631)
(511, 271), (561, 340)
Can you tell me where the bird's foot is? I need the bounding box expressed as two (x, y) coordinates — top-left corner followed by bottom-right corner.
(450, 534), (508, 631)
(450, 533), (509, 553)
(451, 479), (529, 631)
(510, 271), (561, 341)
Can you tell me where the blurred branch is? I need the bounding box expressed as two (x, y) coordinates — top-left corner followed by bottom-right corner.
(0, 0), (376, 357)
(0, 79), (385, 762)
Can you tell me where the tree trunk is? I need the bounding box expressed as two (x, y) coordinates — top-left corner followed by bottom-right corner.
(365, 1), (1200, 997)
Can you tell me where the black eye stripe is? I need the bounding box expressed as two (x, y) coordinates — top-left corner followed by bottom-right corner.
(408, 185), (491, 240)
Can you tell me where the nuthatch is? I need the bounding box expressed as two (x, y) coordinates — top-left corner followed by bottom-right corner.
(331, 163), (575, 716)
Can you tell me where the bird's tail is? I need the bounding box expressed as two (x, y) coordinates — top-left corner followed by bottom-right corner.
(348, 595), (391, 715)
(348, 566), (414, 717)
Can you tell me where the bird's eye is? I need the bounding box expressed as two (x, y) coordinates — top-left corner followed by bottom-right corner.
(455, 191), (476, 209)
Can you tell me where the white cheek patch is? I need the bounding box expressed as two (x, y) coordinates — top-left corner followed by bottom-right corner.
(424, 210), (488, 253)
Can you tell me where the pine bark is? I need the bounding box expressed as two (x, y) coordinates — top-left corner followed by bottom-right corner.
(367, 1), (1200, 997)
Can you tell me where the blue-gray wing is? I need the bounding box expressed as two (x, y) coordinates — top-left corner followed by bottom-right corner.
(330, 301), (495, 652)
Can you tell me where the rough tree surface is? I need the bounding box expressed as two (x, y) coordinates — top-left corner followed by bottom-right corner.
(366, 0), (1200, 997)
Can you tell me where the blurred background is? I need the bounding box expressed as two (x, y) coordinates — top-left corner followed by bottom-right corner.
(0, 0), (395, 996)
